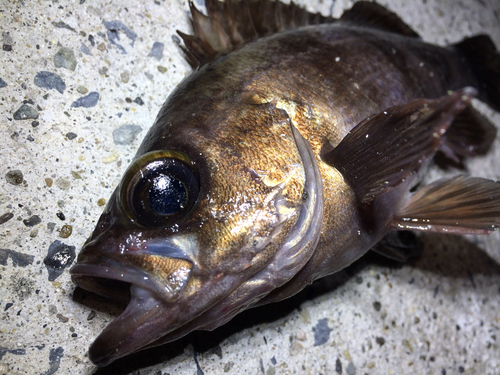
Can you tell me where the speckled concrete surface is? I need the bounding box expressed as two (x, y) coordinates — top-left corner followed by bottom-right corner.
(1, 1), (500, 374)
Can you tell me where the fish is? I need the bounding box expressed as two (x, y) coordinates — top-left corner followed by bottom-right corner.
(70, 0), (500, 367)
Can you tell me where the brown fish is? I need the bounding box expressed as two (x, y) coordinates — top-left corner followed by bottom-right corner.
(70, 0), (500, 366)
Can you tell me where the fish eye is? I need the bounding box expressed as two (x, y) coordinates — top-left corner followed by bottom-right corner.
(119, 150), (200, 227)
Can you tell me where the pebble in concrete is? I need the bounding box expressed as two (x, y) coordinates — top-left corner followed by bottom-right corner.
(148, 42), (164, 60)
(53, 47), (77, 71)
(5, 170), (23, 185)
(34, 71), (66, 94)
(71, 92), (99, 108)
(103, 20), (137, 54)
(43, 240), (76, 282)
(13, 104), (38, 120)
(113, 124), (143, 145)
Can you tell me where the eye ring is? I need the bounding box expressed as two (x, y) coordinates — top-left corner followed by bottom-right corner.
(119, 150), (200, 227)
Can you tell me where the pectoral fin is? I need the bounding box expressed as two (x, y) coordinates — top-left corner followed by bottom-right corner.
(322, 88), (476, 204)
(393, 175), (500, 234)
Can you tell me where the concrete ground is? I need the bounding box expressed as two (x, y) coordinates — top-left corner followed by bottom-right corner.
(1, 0), (499, 374)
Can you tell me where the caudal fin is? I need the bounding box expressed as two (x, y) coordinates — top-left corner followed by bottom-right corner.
(454, 35), (500, 112)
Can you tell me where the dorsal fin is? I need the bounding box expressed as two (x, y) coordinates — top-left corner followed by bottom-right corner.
(340, 1), (419, 38)
(177, 0), (334, 67)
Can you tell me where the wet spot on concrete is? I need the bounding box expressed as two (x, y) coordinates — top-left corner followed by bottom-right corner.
(23, 215), (41, 227)
(103, 20), (137, 54)
(54, 47), (77, 71)
(0, 348), (26, 361)
(148, 41), (164, 60)
(0, 77), (7, 88)
(34, 71), (66, 94)
(312, 318), (332, 346)
(13, 104), (39, 120)
(55, 177), (71, 190)
(113, 124), (142, 145)
(5, 170), (23, 185)
(43, 240), (76, 281)
(41, 347), (64, 375)
(10, 275), (34, 300)
(0, 212), (14, 225)
(71, 91), (99, 108)
(0, 249), (35, 267)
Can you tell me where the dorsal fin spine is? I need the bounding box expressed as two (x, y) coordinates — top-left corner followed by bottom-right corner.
(178, 0), (334, 67)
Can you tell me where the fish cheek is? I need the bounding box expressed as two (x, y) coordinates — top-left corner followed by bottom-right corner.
(125, 253), (193, 302)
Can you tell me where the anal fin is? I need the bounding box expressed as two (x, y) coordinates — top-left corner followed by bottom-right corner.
(322, 88), (476, 204)
(371, 231), (422, 262)
(394, 175), (500, 234)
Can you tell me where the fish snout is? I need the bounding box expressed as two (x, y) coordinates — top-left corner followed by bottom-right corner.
(70, 236), (194, 303)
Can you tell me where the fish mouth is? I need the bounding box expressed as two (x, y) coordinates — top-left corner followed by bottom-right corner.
(71, 246), (193, 366)
(71, 263), (162, 366)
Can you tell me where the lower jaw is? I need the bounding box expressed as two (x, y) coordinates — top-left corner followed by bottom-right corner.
(88, 284), (166, 366)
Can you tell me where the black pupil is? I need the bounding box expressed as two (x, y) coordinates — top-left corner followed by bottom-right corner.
(148, 174), (187, 215)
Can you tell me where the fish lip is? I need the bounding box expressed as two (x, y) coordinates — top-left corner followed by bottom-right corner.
(71, 262), (156, 301)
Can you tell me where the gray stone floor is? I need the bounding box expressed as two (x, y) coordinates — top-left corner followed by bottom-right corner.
(1, 0), (499, 374)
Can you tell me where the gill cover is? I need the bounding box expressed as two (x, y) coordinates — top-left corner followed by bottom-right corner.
(119, 150), (200, 227)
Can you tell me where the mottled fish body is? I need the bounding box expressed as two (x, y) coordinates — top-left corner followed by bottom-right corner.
(71, 0), (500, 366)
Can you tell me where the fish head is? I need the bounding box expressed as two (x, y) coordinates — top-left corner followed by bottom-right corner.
(71, 102), (323, 366)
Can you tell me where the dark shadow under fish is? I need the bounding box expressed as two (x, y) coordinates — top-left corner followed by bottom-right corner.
(70, 0), (500, 367)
